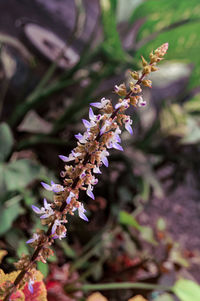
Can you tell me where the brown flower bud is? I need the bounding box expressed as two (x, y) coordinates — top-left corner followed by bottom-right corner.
(151, 65), (158, 72)
(143, 65), (151, 75)
(130, 83), (142, 93)
(142, 79), (152, 88)
(130, 96), (138, 107)
(141, 56), (148, 67)
(130, 71), (139, 80)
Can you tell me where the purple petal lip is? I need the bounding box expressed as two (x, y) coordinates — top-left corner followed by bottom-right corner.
(87, 189), (95, 200)
(102, 156), (109, 167)
(114, 143), (124, 151)
(26, 238), (34, 244)
(90, 102), (101, 108)
(79, 212), (89, 222)
(41, 182), (52, 191)
(75, 133), (82, 140)
(82, 119), (90, 128)
(31, 205), (41, 214)
(89, 107), (95, 119)
(59, 155), (70, 162)
(40, 214), (49, 219)
(28, 281), (34, 294)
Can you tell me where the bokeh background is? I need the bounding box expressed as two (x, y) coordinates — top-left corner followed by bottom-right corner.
(0, 0), (200, 300)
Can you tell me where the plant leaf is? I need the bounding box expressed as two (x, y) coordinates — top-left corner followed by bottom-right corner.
(100, 0), (126, 61)
(4, 159), (43, 191)
(173, 279), (200, 301)
(0, 123), (14, 162)
(0, 202), (23, 236)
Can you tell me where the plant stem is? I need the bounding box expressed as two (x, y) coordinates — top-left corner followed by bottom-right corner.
(80, 282), (172, 292)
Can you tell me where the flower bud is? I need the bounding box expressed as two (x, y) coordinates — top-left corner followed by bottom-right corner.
(141, 56), (148, 67)
(143, 65), (151, 75)
(142, 79), (152, 88)
(151, 65), (158, 72)
(114, 84), (127, 96)
(130, 71), (139, 80)
(129, 83), (142, 93)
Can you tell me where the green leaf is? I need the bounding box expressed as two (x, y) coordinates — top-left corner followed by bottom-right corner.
(130, 0), (200, 41)
(37, 261), (49, 278)
(135, 21), (200, 89)
(119, 211), (157, 245)
(0, 202), (22, 235)
(140, 226), (158, 245)
(119, 211), (142, 231)
(17, 240), (29, 257)
(100, 0), (126, 61)
(4, 159), (43, 191)
(0, 123), (14, 162)
(173, 279), (200, 301)
(57, 240), (77, 259)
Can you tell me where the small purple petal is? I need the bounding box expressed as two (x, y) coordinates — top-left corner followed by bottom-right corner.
(79, 212), (89, 222)
(26, 238), (35, 244)
(41, 182), (52, 191)
(28, 280), (34, 294)
(89, 107), (95, 120)
(51, 223), (57, 235)
(113, 143), (124, 151)
(43, 198), (48, 208)
(115, 103), (122, 109)
(59, 155), (70, 162)
(125, 124), (133, 135)
(101, 156), (109, 167)
(90, 102), (102, 108)
(75, 133), (83, 140)
(82, 119), (91, 128)
(40, 214), (49, 219)
(31, 205), (41, 214)
(87, 189), (95, 200)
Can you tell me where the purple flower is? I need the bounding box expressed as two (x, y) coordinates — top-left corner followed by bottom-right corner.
(26, 233), (39, 244)
(31, 198), (54, 219)
(86, 184), (95, 200)
(28, 279), (34, 293)
(93, 166), (101, 174)
(51, 219), (66, 240)
(138, 96), (146, 107)
(124, 116), (133, 135)
(90, 97), (110, 109)
(73, 203), (89, 222)
(66, 191), (75, 204)
(115, 99), (129, 109)
(59, 151), (81, 163)
(41, 181), (64, 193)
(78, 203), (89, 222)
(82, 119), (91, 129)
(100, 150), (109, 167)
(100, 120), (112, 135)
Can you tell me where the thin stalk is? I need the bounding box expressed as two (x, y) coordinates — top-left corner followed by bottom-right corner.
(80, 282), (172, 292)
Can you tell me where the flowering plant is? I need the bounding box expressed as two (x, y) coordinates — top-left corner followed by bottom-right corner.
(0, 43), (168, 301)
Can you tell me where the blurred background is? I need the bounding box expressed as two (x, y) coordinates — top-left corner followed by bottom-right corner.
(0, 0), (200, 300)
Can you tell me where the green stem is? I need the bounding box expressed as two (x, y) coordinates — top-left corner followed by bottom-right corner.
(80, 282), (172, 292)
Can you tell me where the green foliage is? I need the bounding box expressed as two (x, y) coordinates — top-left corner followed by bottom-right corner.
(130, 0), (200, 40)
(0, 123), (14, 162)
(119, 211), (157, 245)
(173, 279), (200, 301)
(0, 202), (23, 235)
(100, 0), (126, 61)
(37, 261), (49, 278)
